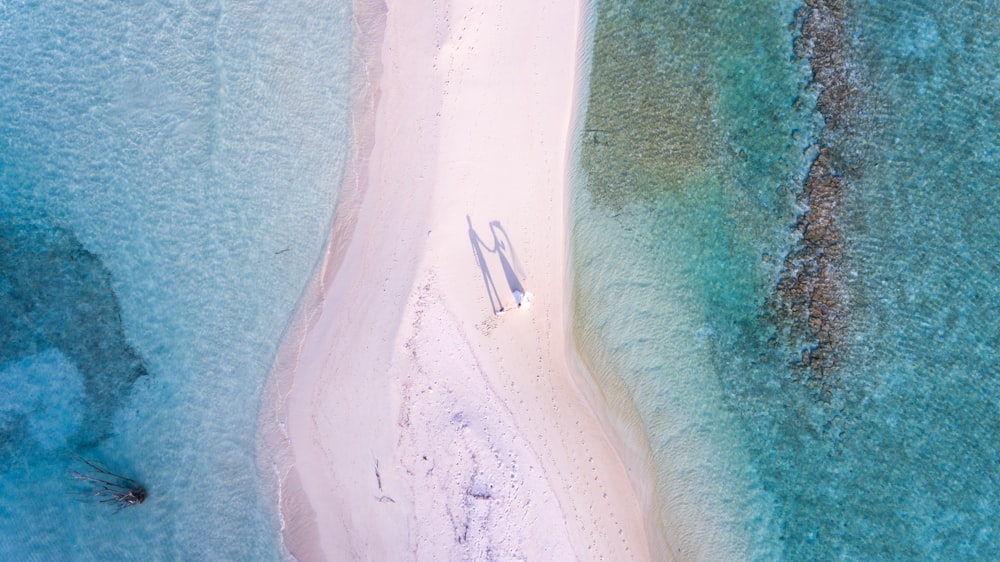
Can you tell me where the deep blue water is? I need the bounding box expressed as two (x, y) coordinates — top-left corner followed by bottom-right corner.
(574, 0), (999, 559)
(1, 2), (352, 559)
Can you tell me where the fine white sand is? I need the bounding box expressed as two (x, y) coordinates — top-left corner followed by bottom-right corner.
(260, 0), (668, 559)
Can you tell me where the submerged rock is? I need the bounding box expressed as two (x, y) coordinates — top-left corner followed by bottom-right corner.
(776, 0), (865, 386)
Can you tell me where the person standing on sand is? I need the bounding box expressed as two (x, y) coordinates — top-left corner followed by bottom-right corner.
(513, 290), (533, 310)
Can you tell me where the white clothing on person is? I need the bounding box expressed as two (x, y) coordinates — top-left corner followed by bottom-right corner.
(513, 290), (533, 310)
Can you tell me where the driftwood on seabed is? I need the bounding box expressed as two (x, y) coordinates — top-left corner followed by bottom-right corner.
(71, 456), (147, 511)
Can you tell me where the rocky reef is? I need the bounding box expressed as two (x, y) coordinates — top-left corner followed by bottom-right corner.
(777, 0), (862, 386)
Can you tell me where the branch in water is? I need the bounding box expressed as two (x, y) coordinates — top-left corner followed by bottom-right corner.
(71, 456), (147, 511)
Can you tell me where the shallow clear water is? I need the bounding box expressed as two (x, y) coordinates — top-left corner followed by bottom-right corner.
(575, 0), (999, 559)
(1, 2), (352, 559)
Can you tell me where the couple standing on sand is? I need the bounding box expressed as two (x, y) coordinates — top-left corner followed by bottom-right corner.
(467, 216), (533, 316)
(498, 289), (533, 315)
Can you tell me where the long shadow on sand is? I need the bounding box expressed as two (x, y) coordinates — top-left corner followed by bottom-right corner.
(489, 221), (524, 298)
(467, 216), (526, 314)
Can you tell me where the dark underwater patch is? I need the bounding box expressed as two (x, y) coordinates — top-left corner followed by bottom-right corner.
(774, 0), (866, 388)
(0, 219), (147, 461)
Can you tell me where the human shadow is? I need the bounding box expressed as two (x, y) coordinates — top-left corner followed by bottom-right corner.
(489, 221), (524, 297)
(468, 215), (503, 314)
(468, 216), (530, 314)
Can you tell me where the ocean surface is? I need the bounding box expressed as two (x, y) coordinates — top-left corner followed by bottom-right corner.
(1, 2), (353, 559)
(574, 0), (998, 559)
(4, 0), (996, 560)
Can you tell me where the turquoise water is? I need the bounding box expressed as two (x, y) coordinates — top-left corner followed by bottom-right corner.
(575, 0), (998, 559)
(1, 2), (352, 559)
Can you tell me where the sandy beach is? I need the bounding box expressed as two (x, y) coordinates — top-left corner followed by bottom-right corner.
(260, 0), (666, 559)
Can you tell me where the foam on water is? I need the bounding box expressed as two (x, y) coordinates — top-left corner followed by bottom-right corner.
(1, 2), (353, 559)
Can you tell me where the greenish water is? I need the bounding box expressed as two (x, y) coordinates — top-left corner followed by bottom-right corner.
(574, 0), (999, 559)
